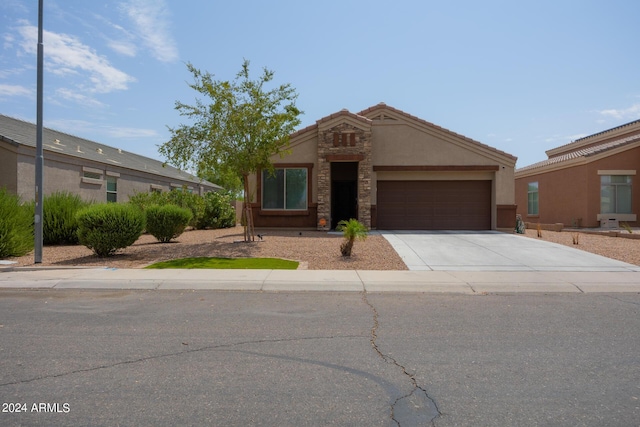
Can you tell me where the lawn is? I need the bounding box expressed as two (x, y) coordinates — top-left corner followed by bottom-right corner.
(145, 257), (299, 269)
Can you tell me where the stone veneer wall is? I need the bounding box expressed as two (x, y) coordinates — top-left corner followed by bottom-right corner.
(316, 123), (372, 230)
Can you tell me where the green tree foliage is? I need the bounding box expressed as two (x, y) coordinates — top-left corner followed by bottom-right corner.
(43, 191), (89, 245)
(76, 203), (145, 257)
(199, 164), (243, 198)
(0, 188), (33, 258)
(159, 60), (302, 241)
(145, 204), (192, 243)
(336, 218), (368, 257)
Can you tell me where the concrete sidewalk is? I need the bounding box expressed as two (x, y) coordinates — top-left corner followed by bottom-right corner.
(1, 267), (640, 293)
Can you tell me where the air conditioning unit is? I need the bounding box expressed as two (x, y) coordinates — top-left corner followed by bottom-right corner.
(600, 217), (619, 229)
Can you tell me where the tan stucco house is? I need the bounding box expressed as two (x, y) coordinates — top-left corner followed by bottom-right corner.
(0, 115), (221, 203)
(248, 103), (517, 231)
(515, 119), (640, 228)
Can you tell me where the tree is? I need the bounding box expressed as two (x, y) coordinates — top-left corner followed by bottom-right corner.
(159, 60), (302, 241)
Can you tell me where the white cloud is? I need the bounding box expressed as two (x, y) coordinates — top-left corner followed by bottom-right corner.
(122, 0), (179, 62)
(599, 103), (640, 121)
(106, 126), (159, 138)
(107, 40), (137, 57)
(0, 83), (32, 97)
(55, 88), (105, 108)
(16, 22), (135, 94)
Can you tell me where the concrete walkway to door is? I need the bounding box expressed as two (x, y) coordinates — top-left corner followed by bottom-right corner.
(380, 230), (640, 272)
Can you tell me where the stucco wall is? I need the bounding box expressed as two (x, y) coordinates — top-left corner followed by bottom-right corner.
(515, 146), (640, 228)
(13, 146), (213, 203)
(0, 143), (18, 195)
(370, 123), (516, 207)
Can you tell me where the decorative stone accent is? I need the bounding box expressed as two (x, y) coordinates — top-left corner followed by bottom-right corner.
(317, 121), (372, 230)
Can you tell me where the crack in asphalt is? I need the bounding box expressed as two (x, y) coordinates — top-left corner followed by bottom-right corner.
(0, 334), (363, 387)
(361, 291), (441, 426)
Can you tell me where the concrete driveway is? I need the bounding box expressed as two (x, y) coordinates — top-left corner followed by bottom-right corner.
(380, 230), (640, 272)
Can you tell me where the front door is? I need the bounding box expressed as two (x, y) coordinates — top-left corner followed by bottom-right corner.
(331, 162), (358, 229)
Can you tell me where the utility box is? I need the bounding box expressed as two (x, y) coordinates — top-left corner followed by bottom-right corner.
(600, 217), (619, 229)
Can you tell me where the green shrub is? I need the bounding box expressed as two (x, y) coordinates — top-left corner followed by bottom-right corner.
(43, 191), (89, 245)
(128, 191), (165, 212)
(197, 191), (236, 229)
(76, 203), (145, 257)
(166, 189), (205, 228)
(145, 204), (192, 243)
(0, 188), (34, 258)
(129, 189), (205, 229)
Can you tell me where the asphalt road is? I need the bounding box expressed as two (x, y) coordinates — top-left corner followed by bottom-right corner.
(0, 290), (638, 426)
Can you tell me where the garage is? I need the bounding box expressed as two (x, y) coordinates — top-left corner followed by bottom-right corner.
(376, 180), (491, 230)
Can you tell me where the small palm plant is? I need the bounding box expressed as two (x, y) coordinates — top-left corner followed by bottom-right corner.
(336, 218), (368, 257)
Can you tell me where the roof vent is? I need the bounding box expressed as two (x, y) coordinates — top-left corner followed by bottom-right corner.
(97, 148), (103, 154)
(54, 139), (61, 144)
(76, 145), (83, 153)
(117, 148), (123, 154)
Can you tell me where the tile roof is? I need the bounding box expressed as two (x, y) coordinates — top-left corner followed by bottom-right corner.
(517, 132), (640, 173)
(0, 115), (220, 189)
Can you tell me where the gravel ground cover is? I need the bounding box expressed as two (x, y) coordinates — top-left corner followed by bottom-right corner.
(521, 229), (640, 266)
(7, 226), (408, 270)
(7, 226), (640, 270)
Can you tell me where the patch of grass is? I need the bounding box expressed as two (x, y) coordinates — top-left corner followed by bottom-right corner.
(145, 257), (298, 269)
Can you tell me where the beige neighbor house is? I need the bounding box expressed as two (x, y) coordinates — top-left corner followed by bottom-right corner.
(0, 115), (221, 203)
(247, 103), (517, 231)
(515, 119), (640, 229)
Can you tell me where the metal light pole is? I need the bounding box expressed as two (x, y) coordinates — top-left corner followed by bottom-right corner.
(34, 0), (44, 263)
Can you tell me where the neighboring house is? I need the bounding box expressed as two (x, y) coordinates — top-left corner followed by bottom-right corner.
(515, 119), (640, 228)
(247, 103), (517, 231)
(0, 115), (221, 203)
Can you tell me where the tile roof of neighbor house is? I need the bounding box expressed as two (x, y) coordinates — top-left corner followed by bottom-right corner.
(289, 103), (517, 161)
(516, 132), (640, 173)
(0, 115), (221, 189)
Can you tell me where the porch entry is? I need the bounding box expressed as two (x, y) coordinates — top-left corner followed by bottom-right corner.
(331, 162), (358, 229)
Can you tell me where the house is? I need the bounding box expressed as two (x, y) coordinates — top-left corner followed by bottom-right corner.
(247, 103), (517, 231)
(0, 115), (221, 203)
(515, 119), (640, 228)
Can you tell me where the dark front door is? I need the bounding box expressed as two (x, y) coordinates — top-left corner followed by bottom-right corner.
(331, 162), (358, 229)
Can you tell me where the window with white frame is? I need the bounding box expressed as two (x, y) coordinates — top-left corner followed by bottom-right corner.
(527, 182), (539, 215)
(601, 175), (632, 214)
(106, 176), (118, 202)
(262, 168), (308, 210)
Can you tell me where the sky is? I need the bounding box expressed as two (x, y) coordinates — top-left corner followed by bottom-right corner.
(1, 0), (639, 169)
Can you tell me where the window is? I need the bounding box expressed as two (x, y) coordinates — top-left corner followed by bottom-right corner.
(262, 168), (307, 210)
(106, 176), (117, 202)
(601, 175), (632, 214)
(527, 182), (539, 215)
(83, 171), (101, 180)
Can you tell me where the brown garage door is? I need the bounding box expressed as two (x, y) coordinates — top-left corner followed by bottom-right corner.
(376, 180), (491, 230)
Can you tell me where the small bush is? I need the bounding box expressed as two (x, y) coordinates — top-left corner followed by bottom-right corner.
(336, 218), (368, 257)
(43, 191), (89, 245)
(129, 189), (205, 229)
(166, 189), (205, 228)
(76, 203), (145, 257)
(197, 191), (236, 229)
(0, 188), (34, 258)
(128, 191), (165, 212)
(145, 204), (192, 243)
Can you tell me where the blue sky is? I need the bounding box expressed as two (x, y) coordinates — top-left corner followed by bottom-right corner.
(1, 0), (639, 168)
